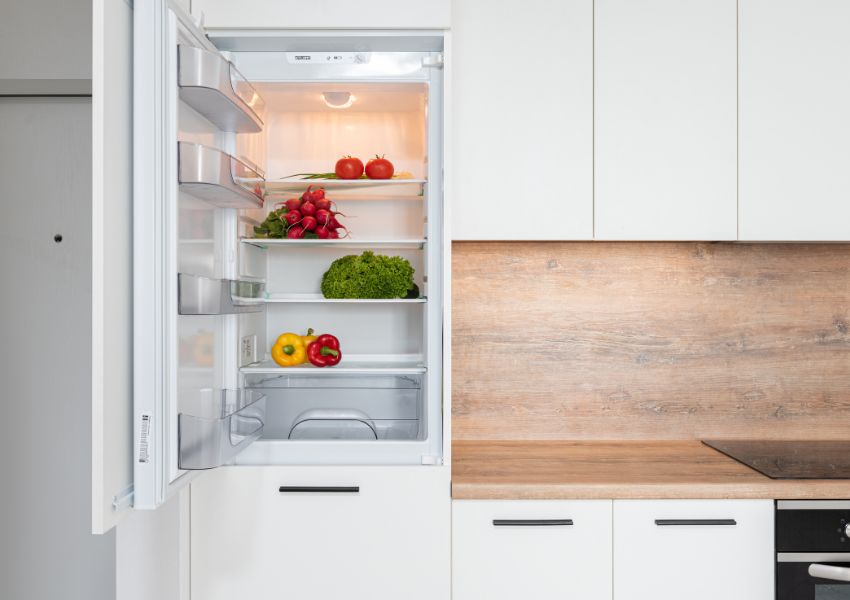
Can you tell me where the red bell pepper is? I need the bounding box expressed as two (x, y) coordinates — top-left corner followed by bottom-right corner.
(306, 334), (342, 367)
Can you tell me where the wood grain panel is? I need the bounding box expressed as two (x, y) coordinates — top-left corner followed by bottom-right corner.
(452, 441), (850, 499)
(452, 242), (850, 440)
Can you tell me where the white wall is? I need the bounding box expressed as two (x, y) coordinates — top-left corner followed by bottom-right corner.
(117, 491), (190, 600)
(0, 0), (92, 93)
(0, 97), (117, 600)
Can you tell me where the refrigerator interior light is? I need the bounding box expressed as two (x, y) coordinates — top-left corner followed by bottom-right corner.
(322, 91), (356, 109)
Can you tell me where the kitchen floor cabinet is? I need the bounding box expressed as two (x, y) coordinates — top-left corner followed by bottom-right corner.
(613, 499), (774, 600)
(738, 0), (850, 241)
(594, 0), (737, 240)
(191, 466), (450, 600)
(453, 500), (613, 600)
(451, 0), (593, 240)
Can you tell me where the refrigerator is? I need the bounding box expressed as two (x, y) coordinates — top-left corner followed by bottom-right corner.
(124, 1), (447, 512)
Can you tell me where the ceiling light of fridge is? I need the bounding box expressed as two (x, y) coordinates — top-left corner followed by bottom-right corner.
(322, 91), (356, 109)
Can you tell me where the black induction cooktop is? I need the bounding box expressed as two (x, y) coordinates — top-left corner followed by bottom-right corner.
(702, 440), (850, 479)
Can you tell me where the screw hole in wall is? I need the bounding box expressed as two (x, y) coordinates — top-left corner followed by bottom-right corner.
(54, 234), (62, 243)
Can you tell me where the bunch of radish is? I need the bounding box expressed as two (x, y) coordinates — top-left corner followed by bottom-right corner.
(276, 186), (347, 239)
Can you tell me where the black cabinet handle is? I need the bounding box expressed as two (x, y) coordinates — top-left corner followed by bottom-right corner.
(279, 486), (360, 493)
(655, 519), (737, 526)
(493, 519), (574, 527)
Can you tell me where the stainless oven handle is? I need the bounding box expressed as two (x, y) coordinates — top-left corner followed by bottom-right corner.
(809, 563), (850, 582)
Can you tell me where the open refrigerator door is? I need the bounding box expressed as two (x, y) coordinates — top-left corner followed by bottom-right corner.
(133, 0), (444, 509)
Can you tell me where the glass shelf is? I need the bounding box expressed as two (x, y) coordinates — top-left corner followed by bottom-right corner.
(241, 356), (426, 376)
(242, 238), (426, 250)
(266, 177), (426, 196)
(263, 293), (426, 304)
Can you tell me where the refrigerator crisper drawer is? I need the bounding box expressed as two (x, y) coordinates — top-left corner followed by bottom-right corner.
(178, 389), (267, 470)
(178, 142), (264, 209)
(244, 374), (424, 442)
(178, 45), (265, 133)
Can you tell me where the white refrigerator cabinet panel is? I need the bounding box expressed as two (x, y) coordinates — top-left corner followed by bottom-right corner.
(453, 500), (613, 600)
(92, 0), (134, 534)
(613, 499), (774, 600)
(594, 0), (737, 241)
(451, 0), (593, 240)
(738, 0), (850, 241)
(193, 0), (450, 29)
(191, 465), (451, 600)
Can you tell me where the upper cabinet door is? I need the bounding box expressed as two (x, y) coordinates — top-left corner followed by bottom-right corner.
(192, 0), (450, 29)
(739, 0), (850, 241)
(92, 0), (134, 534)
(595, 0), (738, 241)
(451, 0), (593, 240)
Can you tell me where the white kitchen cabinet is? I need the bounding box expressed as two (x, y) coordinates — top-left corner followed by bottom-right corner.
(453, 500), (613, 600)
(738, 0), (850, 241)
(613, 500), (774, 600)
(192, 0), (450, 29)
(451, 0), (593, 240)
(595, 0), (737, 240)
(191, 466), (450, 600)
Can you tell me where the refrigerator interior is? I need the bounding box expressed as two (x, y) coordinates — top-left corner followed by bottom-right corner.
(174, 46), (444, 473)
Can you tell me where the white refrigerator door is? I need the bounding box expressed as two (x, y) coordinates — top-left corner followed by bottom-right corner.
(92, 0), (134, 534)
(133, 0), (266, 509)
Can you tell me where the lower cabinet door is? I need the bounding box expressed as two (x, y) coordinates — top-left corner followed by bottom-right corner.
(190, 465), (450, 600)
(613, 499), (774, 600)
(453, 500), (613, 600)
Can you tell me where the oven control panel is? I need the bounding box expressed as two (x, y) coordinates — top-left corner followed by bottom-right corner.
(777, 506), (850, 552)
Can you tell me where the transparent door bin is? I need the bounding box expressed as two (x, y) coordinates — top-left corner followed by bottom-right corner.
(245, 374), (424, 442)
(178, 45), (265, 133)
(178, 388), (267, 470)
(178, 142), (264, 209)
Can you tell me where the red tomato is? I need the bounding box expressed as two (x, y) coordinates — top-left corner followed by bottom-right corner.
(334, 156), (364, 180)
(365, 155), (394, 180)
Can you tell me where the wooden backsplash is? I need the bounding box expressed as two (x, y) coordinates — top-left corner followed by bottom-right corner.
(452, 242), (850, 440)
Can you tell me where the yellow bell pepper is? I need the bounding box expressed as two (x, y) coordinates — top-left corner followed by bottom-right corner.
(301, 328), (317, 348)
(271, 332), (307, 367)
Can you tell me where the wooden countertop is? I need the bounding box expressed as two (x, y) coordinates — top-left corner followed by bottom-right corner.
(452, 440), (850, 500)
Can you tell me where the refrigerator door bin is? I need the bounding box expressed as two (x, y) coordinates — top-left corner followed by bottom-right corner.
(178, 45), (265, 133)
(178, 273), (265, 315)
(178, 388), (267, 470)
(178, 142), (264, 209)
(245, 373), (424, 442)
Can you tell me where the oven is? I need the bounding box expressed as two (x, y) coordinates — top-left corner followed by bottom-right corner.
(777, 501), (850, 600)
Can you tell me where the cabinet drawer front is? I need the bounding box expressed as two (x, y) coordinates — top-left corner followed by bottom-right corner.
(613, 500), (773, 600)
(192, 466), (450, 600)
(453, 500), (613, 600)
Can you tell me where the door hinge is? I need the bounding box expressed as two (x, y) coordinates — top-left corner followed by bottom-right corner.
(421, 455), (443, 465)
(423, 54), (444, 69)
(112, 484), (135, 511)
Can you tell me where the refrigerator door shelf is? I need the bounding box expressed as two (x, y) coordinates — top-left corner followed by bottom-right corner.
(178, 273), (265, 315)
(178, 142), (264, 209)
(178, 44), (265, 133)
(178, 388), (267, 470)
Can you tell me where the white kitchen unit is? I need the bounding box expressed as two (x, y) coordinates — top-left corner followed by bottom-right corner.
(192, 466), (450, 600)
(192, 0), (451, 30)
(594, 0), (737, 241)
(451, 0), (593, 240)
(738, 0), (850, 241)
(453, 500), (613, 600)
(613, 500), (774, 600)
